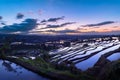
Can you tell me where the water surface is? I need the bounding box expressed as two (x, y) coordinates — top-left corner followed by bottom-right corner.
(107, 52), (120, 61)
(75, 44), (120, 71)
(0, 60), (48, 80)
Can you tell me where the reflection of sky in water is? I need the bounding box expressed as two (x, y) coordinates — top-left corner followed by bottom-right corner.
(75, 44), (120, 71)
(0, 60), (48, 80)
(107, 52), (120, 61)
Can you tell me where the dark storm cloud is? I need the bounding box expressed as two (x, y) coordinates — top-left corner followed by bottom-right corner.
(16, 13), (24, 19)
(0, 16), (2, 20)
(41, 16), (65, 23)
(83, 21), (115, 27)
(1, 22), (6, 25)
(0, 18), (37, 33)
(0, 16), (6, 25)
(47, 16), (65, 22)
(41, 22), (75, 29)
(46, 25), (60, 28)
(41, 20), (46, 23)
(60, 22), (76, 26)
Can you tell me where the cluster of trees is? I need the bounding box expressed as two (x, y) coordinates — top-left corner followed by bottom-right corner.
(0, 40), (11, 58)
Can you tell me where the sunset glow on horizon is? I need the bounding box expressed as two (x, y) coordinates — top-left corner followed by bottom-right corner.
(0, 0), (120, 35)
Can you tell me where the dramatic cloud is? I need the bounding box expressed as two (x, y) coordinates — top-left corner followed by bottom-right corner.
(1, 22), (6, 25)
(56, 29), (79, 33)
(41, 22), (75, 29)
(16, 13), (24, 19)
(41, 16), (65, 23)
(31, 28), (80, 34)
(80, 30), (120, 35)
(46, 25), (60, 28)
(43, 29), (80, 33)
(60, 22), (76, 26)
(0, 16), (6, 25)
(0, 18), (37, 33)
(0, 16), (2, 20)
(83, 21), (115, 27)
(41, 20), (47, 23)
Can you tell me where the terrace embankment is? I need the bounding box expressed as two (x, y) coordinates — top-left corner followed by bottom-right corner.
(0, 56), (91, 80)
(86, 47), (120, 79)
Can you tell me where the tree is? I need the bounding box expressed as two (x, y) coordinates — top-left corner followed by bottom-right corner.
(0, 37), (11, 58)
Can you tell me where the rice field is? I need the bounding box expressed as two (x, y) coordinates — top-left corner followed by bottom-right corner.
(49, 39), (120, 71)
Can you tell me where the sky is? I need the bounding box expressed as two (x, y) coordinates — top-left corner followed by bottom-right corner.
(0, 0), (120, 35)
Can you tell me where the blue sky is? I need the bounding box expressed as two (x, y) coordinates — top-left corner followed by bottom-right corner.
(0, 0), (120, 35)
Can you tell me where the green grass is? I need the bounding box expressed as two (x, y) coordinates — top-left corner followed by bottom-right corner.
(17, 56), (95, 80)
